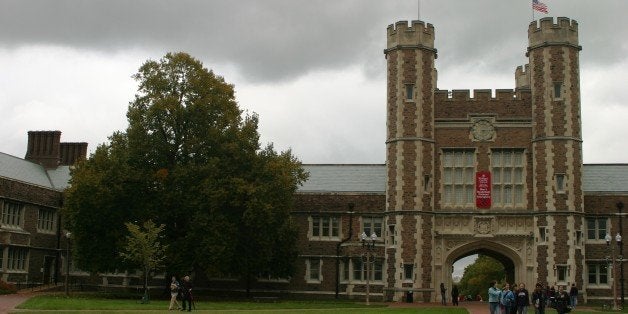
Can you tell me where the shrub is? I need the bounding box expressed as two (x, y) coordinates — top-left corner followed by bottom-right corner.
(0, 280), (17, 294)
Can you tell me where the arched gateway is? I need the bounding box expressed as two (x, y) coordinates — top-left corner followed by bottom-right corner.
(383, 17), (583, 302)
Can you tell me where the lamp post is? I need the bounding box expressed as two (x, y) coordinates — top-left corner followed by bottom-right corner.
(618, 201), (625, 306)
(361, 231), (377, 305)
(606, 232), (622, 310)
(64, 231), (72, 296)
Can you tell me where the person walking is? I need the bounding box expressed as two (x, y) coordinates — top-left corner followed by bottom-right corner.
(180, 275), (193, 312)
(440, 282), (447, 305)
(554, 286), (570, 314)
(569, 283), (578, 309)
(168, 276), (181, 311)
(516, 283), (530, 314)
(532, 283), (546, 314)
(489, 280), (502, 314)
(451, 284), (459, 306)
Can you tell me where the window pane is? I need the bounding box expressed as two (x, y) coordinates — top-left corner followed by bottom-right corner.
(312, 218), (320, 236)
(331, 217), (339, 237)
(465, 152), (474, 166)
(493, 151), (501, 166)
(600, 265), (608, 284)
(514, 152), (523, 166)
(514, 168), (523, 183)
(514, 186), (523, 204)
(322, 217), (330, 236)
(493, 169), (501, 184)
(444, 169), (452, 184)
(454, 169), (463, 184)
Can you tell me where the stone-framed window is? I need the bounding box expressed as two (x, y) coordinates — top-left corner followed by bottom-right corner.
(556, 265), (569, 284)
(405, 84), (414, 101)
(310, 216), (339, 240)
(490, 149), (525, 208)
(586, 218), (608, 241)
(37, 208), (57, 233)
(362, 216), (383, 239)
(442, 149), (476, 207)
(538, 227), (548, 243)
(1, 200), (23, 228)
(403, 264), (413, 282)
(553, 82), (563, 100)
(306, 258), (321, 283)
(587, 263), (609, 286)
(7, 246), (28, 271)
(555, 174), (566, 193)
(351, 258), (383, 282)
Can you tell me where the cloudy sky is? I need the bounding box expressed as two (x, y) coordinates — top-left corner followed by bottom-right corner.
(1, 0), (627, 165)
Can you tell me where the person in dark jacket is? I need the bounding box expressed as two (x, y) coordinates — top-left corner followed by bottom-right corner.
(569, 283), (578, 309)
(554, 286), (570, 314)
(451, 285), (459, 306)
(180, 275), (193, 312)
(532, 283), (546, 314)
(516, 283), (530, 314)
(440, 282), (447, 305)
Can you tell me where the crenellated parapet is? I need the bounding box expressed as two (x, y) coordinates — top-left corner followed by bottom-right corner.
(386, 20), (435, 51)
(515, 64), (530, 89)
(528, 17), (580, 51)
(434, 89), (531, 102)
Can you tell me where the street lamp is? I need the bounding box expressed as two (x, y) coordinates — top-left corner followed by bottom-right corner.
(361, 231), (377, 305)
(618, 201), (625, 306)
(606, 232), (622, 310)
(64, 231), (72, 296)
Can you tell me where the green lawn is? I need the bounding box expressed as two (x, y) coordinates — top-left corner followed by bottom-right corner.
(15, 294), (468, 313)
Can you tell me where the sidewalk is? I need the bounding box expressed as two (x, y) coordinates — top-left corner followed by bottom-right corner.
(0, 292), (32, 313)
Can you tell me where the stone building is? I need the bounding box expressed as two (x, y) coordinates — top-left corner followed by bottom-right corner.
(1, 17), (628, 305)
(0, 131), (86, 285)
(290, 17), (628, 304)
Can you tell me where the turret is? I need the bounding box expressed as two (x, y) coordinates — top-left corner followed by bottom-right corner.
(384, 20), (437, 302)
(527, 17), (583, 288)
(515, 64), (530, 89)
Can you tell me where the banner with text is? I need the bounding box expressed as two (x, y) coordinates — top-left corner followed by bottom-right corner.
(476, 171), (491, 208)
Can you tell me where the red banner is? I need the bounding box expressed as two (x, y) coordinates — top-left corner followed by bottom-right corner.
(476, 171), (491, 208)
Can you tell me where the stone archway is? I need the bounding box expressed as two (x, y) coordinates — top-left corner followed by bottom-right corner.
(434, 239), (531, 302)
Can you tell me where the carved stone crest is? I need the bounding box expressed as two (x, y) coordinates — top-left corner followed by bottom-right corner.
(474, 217), (494, 235)
(471, 118), (496, 141)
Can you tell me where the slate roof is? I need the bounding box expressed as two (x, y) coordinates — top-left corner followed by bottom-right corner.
(298, 164), (628, 193)
(582, 164), (628, 193)
(1, 152), (627, 194)
(0, 152), (71, 191)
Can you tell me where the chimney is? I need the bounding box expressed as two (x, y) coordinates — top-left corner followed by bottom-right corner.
(60, 142), (88, 165)
(25, 131), (61, 168)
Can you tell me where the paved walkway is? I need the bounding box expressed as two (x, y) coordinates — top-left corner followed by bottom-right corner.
(0, 292), (32, 314)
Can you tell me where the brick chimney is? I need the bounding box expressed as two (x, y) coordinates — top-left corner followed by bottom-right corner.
(25, 131), (61, 168)
(59, 142), (88, 165)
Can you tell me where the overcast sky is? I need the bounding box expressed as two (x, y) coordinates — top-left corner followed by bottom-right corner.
(1, 0), (627, 164)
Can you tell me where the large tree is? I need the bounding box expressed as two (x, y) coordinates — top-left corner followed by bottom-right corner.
(64, 52), (307, 286)
(458, 255), (505, 301)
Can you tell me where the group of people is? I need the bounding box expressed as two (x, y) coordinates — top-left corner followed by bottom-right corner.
(488, 281), (578, 314)
(167, 275), (194, 311)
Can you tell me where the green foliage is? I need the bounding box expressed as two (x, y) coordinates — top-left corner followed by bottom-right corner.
(119, 220), (168, 279)
(458, 255), (505, 301)
(63, 52), (307, 284)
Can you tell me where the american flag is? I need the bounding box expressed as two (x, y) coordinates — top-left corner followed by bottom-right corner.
(533, 0), (548, 14)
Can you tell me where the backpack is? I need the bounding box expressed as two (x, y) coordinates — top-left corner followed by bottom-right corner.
(501, 290), (514, 307)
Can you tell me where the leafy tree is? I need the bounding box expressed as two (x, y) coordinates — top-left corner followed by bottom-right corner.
(458, 255), (505, 301)
(120, 220), (168, 302)
(64, 52), (308, 289)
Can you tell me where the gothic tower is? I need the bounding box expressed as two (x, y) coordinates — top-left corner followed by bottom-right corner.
(528, 17), (584, 285)
(384, 20), (437, 302)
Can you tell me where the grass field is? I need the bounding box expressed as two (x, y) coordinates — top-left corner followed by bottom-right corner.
(15, 293), (628, 313)
(15, 294), (469, 313)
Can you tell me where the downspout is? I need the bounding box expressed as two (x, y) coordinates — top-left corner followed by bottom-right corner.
(335, 203), (355, 299)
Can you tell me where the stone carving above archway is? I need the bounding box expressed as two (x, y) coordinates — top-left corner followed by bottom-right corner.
(474, 216), (494, 236)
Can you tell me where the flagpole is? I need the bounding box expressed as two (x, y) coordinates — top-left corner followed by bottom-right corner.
(531, 0), (535, 21)
(418, 0), (421, 20)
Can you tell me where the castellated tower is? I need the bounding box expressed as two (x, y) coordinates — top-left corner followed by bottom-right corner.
(528, 17), (584, 286)
(384, 20), (437, 302)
